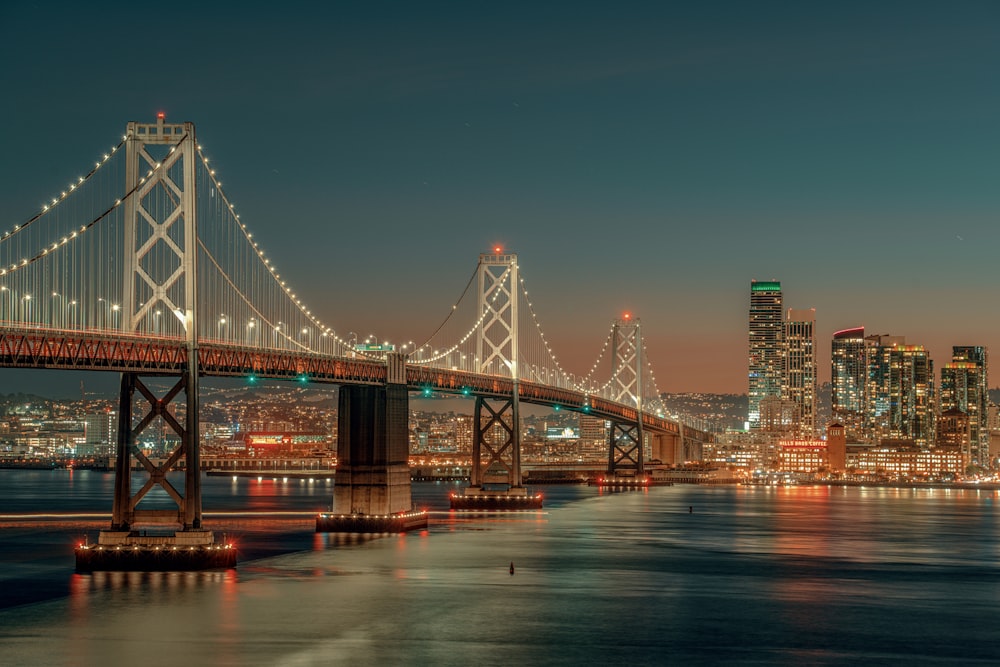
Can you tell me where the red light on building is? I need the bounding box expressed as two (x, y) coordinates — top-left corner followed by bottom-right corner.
(156, 111), (165, 119)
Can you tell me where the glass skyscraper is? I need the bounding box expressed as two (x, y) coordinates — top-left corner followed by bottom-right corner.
(748, 280), (783, 429)
(884, 343), (935, 447)
(941, 346), (988, 464)
(784, 308), (816, 436)
(831, 327), (866, 438)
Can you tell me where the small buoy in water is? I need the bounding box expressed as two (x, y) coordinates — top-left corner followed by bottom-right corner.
(509, 561), (515, 576)
(689, 506), (693, 514)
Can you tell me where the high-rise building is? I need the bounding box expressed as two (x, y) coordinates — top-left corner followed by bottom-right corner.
(865, 334), (906, 439)
(831, 327), (866, 438)
(748, 280), (783, 429)
(941, 345), (988, 464)
(784, 308), (816, 436)
(882, 343), (935, 447)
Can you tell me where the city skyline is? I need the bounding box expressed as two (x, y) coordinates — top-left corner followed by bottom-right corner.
(2, 2), (1000, 395)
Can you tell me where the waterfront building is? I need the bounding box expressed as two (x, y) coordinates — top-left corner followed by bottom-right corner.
(864, 334), (905, 440)
(783, 308), (816, 437)
(941, 346), (988, 465)
(854, 445), (966, 478)
(827, 422), (847, 472)
(777, 438), (827, 473)
(748, 280), (783, 429)
(454, 415), (473, 455)
(706, 429), (778, 471)
(865, 336), (934, 447)
(887, 345), (935, 447)
(578, 414), (607, 459)
(82, 410), (116, 458)
(831, 327), (867, 439)
(936, 408), (969, 452)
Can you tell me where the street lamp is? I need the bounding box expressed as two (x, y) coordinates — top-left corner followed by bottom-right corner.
(50, 292), (62, 328)
(218, 314), (228, 341)
(0, 286), (9, 322)
(21, 294), (32, 323)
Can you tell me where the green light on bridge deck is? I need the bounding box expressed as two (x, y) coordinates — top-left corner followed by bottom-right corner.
(247, 375), (257, 384)
(553, 405), (561, 411)
(583, 404), (591, 413)
(462, 387), (470, 396)
(298, 374), (309, 384)
(422, 387), (432, 397)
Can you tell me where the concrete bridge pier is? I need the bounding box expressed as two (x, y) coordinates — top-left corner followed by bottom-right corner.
(651, 429), (682, 465)
(318, 353), (427, 532)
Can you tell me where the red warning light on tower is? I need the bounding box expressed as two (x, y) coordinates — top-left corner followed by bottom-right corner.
(494, 245), (503, 254)
(156, 111), (166, 119)
(623, 312), (632, 321)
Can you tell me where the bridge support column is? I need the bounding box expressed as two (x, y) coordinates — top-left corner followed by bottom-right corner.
(651, 431), (683, 466)
(450, 395), (542, 511)
(319, 353), (427, 532)
(592, 419), (651, 488)
(76, 369), (235, 572)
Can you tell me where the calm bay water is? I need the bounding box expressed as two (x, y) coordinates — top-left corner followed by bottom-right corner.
(1, 470), (1000, 665)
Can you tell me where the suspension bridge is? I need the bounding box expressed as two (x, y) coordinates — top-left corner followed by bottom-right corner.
(0, 115), (708, 570)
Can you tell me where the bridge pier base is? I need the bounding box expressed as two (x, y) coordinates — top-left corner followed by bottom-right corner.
(450, 396), (543, 511)
(75, 530), (236, 572)
(319, 358), (427, 533)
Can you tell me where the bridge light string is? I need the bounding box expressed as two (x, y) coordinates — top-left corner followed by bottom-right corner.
(0, 135), (186, 328)
(194, 145), (360, 356)
(0, 139), (126, 244)
(410, 265), (512, 366)
(0, 144), (174, 280)
(514, 265), (613, 397)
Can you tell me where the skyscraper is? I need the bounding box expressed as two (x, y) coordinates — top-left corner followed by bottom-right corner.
(784, 308), (816, 436)
(878, 343), (935, 447)
(941, 345), (988, 464)
(865, 334), (906, 440)
(831, 327), (866, 438)
(748, 280), (783, 429)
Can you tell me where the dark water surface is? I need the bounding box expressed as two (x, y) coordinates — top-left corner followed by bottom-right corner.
(1, 470), (999, 665)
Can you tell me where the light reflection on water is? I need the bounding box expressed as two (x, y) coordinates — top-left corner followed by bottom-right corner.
(1, 476), (1000, 664)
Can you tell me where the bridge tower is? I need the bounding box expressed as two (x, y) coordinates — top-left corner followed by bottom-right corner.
(451, 249), (540, 509)
(606, 314), (646, 481)
(77, 115), (233, 571)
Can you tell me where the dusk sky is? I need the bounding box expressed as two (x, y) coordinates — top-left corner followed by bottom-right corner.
(2, 1), (1000, 397)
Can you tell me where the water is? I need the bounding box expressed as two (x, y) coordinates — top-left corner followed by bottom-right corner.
(2, 471), (1000, 665)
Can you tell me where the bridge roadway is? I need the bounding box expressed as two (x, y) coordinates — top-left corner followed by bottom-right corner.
(0, 326), (691, 438)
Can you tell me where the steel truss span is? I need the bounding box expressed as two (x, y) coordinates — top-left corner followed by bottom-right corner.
(0, 328), (682, 436)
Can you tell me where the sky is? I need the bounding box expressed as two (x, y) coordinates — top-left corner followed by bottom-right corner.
(1, 1), (1000, 398)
